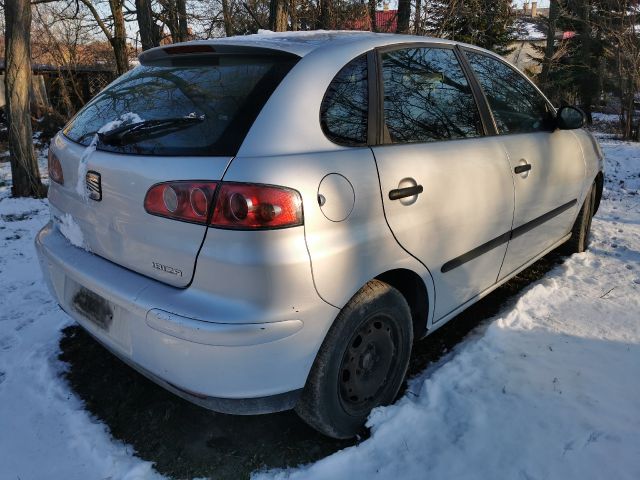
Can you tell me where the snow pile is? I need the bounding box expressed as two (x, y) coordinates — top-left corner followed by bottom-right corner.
(255, 138), (640, 479)
(515, 19), (547, 40)
(213, 29), (374, 51)
(58, 213), (86, 250)
(75, 133), (99, 198)
(98, 112), (144, 134)
(76, 113), (143, 199)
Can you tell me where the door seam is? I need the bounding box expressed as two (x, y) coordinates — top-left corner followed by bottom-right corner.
(496, 142), (517, 283)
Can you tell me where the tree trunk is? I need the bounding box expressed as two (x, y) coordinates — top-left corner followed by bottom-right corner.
(414, 0), (422, 35)
(578, 0), (593, 123)
(396, 0), (410, 34)
(540, 0), (558, 88)
(176, 0), (189, 41)
(319, 0), (333, 29)
(222, 0), (233, 36)
(4, 0), (44, 198)
(162, 0), (180, 42)
(136, 0), (161, 51)
(624, 75), (634, 140)
(368, 0), (377, 32)
(269, 0), (288, 31)
(290, 0), (298, 31)
(109, 0), (129, 75)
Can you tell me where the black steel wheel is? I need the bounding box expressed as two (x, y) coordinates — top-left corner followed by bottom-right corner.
(338, 313), (401, 416)
(296, 280), (413, 439)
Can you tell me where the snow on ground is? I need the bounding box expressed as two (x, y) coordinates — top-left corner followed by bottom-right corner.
(255, 138), (640, 479)
(592, 112), (621, 123)
(0, 136), (639, 480)
(0, 159), (163, 479)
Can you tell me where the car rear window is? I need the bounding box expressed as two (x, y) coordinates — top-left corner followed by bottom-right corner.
(63, 55), (298, 156)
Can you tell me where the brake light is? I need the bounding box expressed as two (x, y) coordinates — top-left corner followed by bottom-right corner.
(48, 150), (64, 185)
(212, 183), (303, 229)
(163, 45), (215, 55)
(143, 181), (303, 229)
(144, 181), (218, 224)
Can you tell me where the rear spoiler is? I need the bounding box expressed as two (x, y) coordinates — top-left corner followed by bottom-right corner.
(139, 43), (300, 66)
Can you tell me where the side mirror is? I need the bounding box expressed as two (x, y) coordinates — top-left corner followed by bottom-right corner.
(556, 106), (586, 130)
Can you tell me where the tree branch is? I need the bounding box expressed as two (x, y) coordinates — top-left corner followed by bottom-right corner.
(78, 0), (113, 41)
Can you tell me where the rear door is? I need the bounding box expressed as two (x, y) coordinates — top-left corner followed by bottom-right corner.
(371, 45), (515, 321)
(49, 50), (297, 287)
(463, 49), (586, 279)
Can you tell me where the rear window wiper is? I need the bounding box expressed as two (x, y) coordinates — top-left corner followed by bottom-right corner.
(98, 115), (205, 146)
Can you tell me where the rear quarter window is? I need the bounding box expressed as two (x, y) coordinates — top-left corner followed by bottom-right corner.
(320, 54), (369, 147)
(63, 55), (298, 156)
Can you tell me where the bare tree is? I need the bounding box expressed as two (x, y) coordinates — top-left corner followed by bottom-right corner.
(158, 0), (190, 42)
(136, 0), (161, 50)
(221, 0), (233, 35)
(396, 0), (410, 34)
(32, 2), (102, 118)
(290, 0), (297, 30)
(414, 0), (422, 35)
(540, 0), (559, 88)
(319, 0), (333, 29)
(80, 0), (129, 75)
(4, 0), (45, 198)
(609, 2), (639, 140)
(368, 0), (376, 32)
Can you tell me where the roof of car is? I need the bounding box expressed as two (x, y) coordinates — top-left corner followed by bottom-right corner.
(164, 30), (460, 57)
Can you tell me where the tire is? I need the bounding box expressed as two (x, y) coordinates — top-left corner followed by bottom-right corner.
(563, 181), (597, 254)
(295, 279), (413, 439)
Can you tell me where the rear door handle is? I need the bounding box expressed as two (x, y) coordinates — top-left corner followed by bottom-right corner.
(389, 185), (424, 201)
(514, 164), (532, 174)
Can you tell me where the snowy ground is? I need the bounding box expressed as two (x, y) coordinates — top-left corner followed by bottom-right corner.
(0, 152), (162, 479)
(0, 136), (639, 480)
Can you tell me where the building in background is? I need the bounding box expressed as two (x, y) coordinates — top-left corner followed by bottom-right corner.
(346, 2), (398, 33)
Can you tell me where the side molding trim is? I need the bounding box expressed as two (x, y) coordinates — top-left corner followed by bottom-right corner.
(441, 199), (577, 273)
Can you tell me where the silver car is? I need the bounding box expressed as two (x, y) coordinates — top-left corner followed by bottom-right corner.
(36, 31), (604, 439)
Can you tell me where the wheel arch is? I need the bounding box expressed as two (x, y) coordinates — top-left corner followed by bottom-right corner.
(375, 268), (430, 340)
(594, 171), (604, 215)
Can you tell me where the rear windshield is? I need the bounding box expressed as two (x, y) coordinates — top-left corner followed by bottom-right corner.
(63, 55), (298, 156)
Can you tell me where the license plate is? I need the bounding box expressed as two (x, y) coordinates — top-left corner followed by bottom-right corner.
(72, 287), (113, 330)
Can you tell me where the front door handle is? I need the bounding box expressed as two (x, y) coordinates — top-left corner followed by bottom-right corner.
(389, 185), (424, 201)
(514, 164), (532, 175)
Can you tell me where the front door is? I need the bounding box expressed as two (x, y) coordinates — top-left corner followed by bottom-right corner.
(371, 45), (515, 321)
(463, 50), (586, 279)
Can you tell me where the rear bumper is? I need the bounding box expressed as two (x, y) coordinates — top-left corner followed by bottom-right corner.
(36, 221), (337, 413)
(92, 328), (302, 414)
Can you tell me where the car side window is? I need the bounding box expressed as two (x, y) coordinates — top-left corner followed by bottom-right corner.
(381, 47), (482, 144)
(320, 54), (368, 146)
(465, 51), (553, 135)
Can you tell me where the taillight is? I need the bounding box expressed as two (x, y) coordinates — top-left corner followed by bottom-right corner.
(143, 181), (303, 229)
(48, 149), (64, 185)
(211, 183), (303, 229)
(144, 181), (218, 224)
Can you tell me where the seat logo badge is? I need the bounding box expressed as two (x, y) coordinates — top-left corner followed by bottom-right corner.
(86, 171), (102, 201)
(152, 262), (183, 277)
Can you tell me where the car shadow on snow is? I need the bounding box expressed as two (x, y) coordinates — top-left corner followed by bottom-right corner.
(58, 251), (565, 480)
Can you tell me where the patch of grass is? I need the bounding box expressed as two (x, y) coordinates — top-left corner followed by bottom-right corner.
(58, 327), (354, 479)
